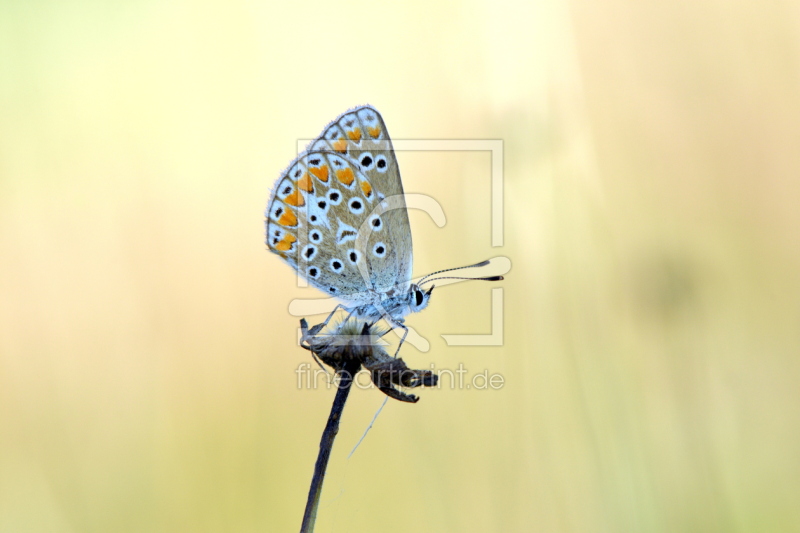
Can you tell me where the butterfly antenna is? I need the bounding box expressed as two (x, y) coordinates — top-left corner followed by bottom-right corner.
(419, 275), (504, 287)
(418, 259), (492, 286)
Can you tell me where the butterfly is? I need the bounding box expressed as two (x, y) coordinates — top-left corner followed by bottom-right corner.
(265, 105), (502, 351)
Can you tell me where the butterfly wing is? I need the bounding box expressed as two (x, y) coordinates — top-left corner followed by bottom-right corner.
(308, 106), (413, 293)
(266, 106), (412, 302)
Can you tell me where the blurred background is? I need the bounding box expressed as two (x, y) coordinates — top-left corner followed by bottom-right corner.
(2, 1), (800, 531)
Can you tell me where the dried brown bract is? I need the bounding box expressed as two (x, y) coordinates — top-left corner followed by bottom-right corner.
(300, 318), (438, 403)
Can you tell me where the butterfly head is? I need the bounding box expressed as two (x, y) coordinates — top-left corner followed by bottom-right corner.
(408, 283), (435, 314)
(412, 259), (504, 313)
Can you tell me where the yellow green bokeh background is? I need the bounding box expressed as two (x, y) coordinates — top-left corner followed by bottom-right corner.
(2, 1), (800, 531)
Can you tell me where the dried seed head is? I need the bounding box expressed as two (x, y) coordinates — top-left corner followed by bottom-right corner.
(299, 318), (438, 403)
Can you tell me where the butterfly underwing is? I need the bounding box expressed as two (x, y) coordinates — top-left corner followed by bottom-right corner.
(266, 105), (503, 349)
(266, 106), (417, 310)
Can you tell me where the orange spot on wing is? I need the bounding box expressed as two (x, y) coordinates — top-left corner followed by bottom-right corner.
(277, 208), (298, 227)
(336, 167), (355, 186)
(283, 189), (305, 206)
(367, 126), (381, 138)
(309, 165), (329, 182)
(360, 180), (372, 197)
(346, 128), (362, 142)
(297, 173), (314, 192)
(274, 233), (296, 251)
(332, 139), (347, 153)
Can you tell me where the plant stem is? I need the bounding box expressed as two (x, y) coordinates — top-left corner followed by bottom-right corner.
(299, 359), (361, 533)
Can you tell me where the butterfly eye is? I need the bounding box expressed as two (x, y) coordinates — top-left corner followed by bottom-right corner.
(415, 289), (424, 307)
(374, 155), (388, 173)
(372, 242), (387, 258)
(359, 153), (374, 170)
(348, 198), (364, 215)
(329, 259), (344, 273)
(327, 189), (342, 205)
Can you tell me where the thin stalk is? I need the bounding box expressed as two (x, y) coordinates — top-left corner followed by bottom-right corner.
(299, 359), (361, 533)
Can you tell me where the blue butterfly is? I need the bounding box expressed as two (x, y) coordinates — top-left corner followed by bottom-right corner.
(266, 105), (501, 350)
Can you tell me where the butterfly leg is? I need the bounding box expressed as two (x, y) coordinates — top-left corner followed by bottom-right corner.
(369, 303), (408, 357)
(389, 319), (409, 358)
(394, 325), (409, 357)
(340, 306), (359, 327)
(308, 303), (345, 336)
